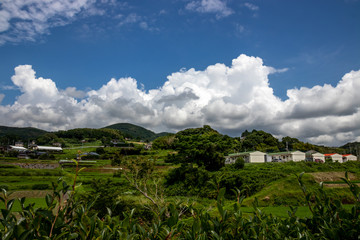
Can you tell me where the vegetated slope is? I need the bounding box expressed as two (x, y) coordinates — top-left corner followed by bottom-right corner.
(341, 141), (360, 156)
(104, 123), (171, 141)
(0, 126), (48, 140)
(55, 128), (123, 140)
(242, 173), (356, 207)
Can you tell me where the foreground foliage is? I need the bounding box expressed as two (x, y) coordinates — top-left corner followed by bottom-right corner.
(1, 172), (360, 239)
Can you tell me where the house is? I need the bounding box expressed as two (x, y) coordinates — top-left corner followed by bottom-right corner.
(15, 141), (24, 147)
(225, 151), (265, 164)
(266, 151), (305, 162)
(324, 153), (343, 162)
(144, 143), (152, 150)
(306, 151), (325, 162)
(53, 142), (62, 147)
(342, 154), (357, 162)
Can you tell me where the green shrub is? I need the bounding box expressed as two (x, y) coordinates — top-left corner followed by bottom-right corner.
(38, 153), (55, 160)
(1, 174), (360, 239)
(95, 147), (105, 155)
(233, 157), (245, 169)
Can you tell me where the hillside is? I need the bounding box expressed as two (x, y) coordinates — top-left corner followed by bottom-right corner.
(0, 126), (48, 140)
(104, 123), (171, 141)
(341, 142), (360, 156)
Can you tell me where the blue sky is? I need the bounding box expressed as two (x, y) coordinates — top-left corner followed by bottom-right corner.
(0, 0), (360, 146)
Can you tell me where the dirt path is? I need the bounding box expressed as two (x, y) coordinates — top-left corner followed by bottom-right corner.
(308, 172), (357, 183)
(3, 190), (53, 199)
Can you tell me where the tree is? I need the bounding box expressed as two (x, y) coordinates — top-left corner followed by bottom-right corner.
(117, 157), (165, 213)
(152, 134), (176, 150)
(172, 126), (231, 171)
(234, 157), (245, 169)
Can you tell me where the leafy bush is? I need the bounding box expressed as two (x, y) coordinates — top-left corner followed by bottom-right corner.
(165, 164), (213, 197)
(81, 154), (100, 160)
(233, 156), (245, 169)
(38, 153), (56, 160)
(1, 174), (360, 239)
(95, 147), (106, 155)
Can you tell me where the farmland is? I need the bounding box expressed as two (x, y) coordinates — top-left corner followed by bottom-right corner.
(1, 125), (360, 238)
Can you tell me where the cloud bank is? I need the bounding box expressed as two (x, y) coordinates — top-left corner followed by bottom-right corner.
(1, 54), (359, 146)
(0, 0), (102, 44)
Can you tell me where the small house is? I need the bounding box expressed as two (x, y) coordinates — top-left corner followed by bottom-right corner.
(225, 151), (265, 164)
(324, 153), (343, 162)
(306, 151), (325, 162)
(15, 142), (24, 147)
(266, 151), (305, 162)
(342, 154), (357, 162)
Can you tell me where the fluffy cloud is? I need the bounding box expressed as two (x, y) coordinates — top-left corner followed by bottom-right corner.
(186, 0), (233, 18)
(243, 3), (259, 11)
(0, 0), (101, 44)
(0, 54), (359, 146)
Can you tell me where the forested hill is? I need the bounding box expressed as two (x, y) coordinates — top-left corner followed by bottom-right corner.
(0, 126), (48, 140)
(104, 123), (171, 141)
(0, 124), (359, 154)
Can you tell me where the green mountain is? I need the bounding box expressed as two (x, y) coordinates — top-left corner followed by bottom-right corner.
(104, 123), (171, 141)
(0, 126), (48, 140)
(341, 142), (360, 156)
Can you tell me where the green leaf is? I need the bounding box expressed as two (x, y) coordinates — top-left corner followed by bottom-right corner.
(45, 194), (53, 208)
(6, 199), (15, 211)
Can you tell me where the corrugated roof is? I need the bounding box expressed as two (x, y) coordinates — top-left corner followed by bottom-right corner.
(9, 145), (27, 151)
(36, 146), (62, 151)
(227, 151), (264, 156)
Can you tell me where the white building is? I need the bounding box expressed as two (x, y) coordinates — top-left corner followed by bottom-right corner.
(305, 151), (325, 162)
(267, 151), (305, 162)
(9, 145), (27, 152)
(35, 146), (63, 152)
(225, 151), (266, 164)
(324, 153), (343, 162)
(342, 154), (357, 162)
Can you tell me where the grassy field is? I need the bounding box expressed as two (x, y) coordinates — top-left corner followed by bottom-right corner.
(0, 198), (47, 211)
(1, 193), (354, 219)
(1, 146), (360, 223)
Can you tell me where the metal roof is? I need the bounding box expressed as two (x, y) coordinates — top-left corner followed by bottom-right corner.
(36, 146), (63, 151)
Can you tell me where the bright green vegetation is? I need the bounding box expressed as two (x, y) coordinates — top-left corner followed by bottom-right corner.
(1, 124), (360, 238)
(0, 198), (46, 211)
(104, 122), (171, 141)
(0, 126), (47, 140)
(1, 175), (360, 239)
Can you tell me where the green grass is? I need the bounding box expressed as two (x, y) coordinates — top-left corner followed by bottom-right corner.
(239, 206), (312, 218)
(0, 176), (60, 190)
(241, 174), (319, 207)
(0, 198), (47, 211)
(323, 180), (360, 184)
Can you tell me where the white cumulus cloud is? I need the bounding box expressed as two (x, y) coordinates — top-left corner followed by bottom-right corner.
(0, 0), (102, 44)
(0, 54), (359, 146)
(186, 0), (233, 18)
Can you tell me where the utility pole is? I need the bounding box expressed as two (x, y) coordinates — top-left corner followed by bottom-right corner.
(286, 141), (289, 152)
